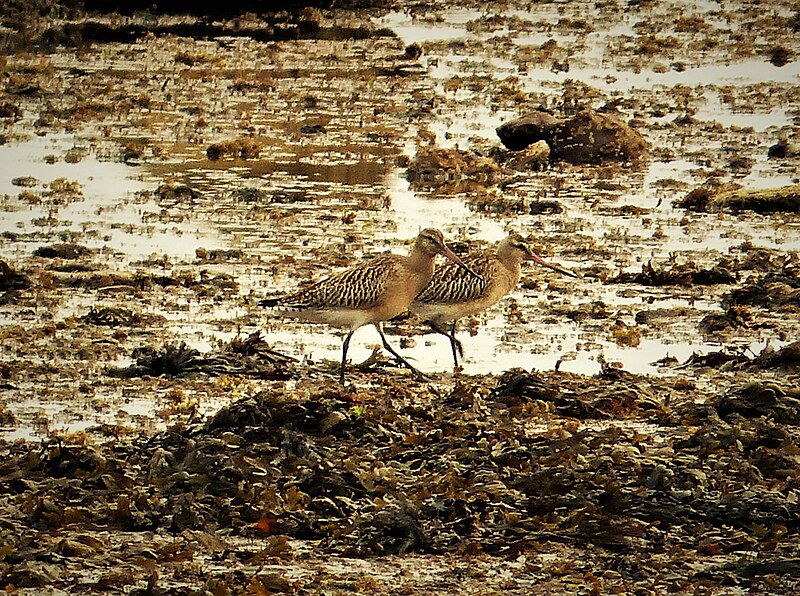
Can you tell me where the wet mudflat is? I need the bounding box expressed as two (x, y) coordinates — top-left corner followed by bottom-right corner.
(0, 0), (799, 593)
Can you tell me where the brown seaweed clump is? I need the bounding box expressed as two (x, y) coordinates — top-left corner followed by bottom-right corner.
(406, 147), (501, 189)
(610, 260), (736, 286)
(206, 137), (262, 161)
(108, 333), (294, 379)
(677, 184), (800, 214)
(33, 243), (92, 260)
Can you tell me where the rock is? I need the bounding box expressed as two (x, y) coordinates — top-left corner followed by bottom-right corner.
(0, 260), (30, 294)
(768, 140), (800, 158)
(11, 176), (38, 187)
(723, 276), (800, 310)
(674, 181), (740, 211)
(229, 187), (269, 203)
(698, 306), (752, 334)
(528, 199), (564, 215)
(0, 101), (22, 120)
(403, 43), (423, 60)
(496, 111), (561, 151)
(610, 260), (736, 286)
(496, 108), (649, 163)
(299, 123), (326, 135)
(206, 136), (261, 160)
(82, 306), (141, 327)
(553, 109), (649, 163)
(155, 183), (200, 204)
(768, 45), (792, 67)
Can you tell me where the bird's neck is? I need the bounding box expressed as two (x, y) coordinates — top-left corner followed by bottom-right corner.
(406, 250), (436, 286)
(497, 250), (523, 273)
(496, 254), (523, 288)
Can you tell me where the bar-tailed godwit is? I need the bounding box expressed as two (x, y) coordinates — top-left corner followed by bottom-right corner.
(410, 232), (576, 367)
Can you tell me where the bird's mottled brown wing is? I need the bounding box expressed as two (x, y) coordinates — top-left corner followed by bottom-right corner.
(283, 253), (398, 309)
(415, 252), (494, 305)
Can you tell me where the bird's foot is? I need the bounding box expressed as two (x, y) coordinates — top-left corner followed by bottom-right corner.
(411, 367), (428, 381)
(393, 357), (427, 380)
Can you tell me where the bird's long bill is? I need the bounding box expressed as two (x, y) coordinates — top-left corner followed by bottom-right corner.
(438, 245), (483, 279)
(529, 252), (578, 278)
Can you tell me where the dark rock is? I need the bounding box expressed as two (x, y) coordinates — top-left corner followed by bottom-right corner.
(0, 260), (30, 297)
(635, 307), (695, 326)
(713, 184), (800, 214)
(698, 306), (752, 334)
(679, 183), (800, 214)
(611, 261), (736, 286)
(529, 199), (564, 215)
(496, 109), (649, 163)
(723, 272), (800, 309)
(505, 140), (551, 171)
(11, 176), (38, 187)
(768, 45), (792, 67)
(496, 111), (561, 152)
(229, 188), (268, 203)
(768, 140), (800, 158)
(552, 109), (649, 163)
(155, 183), (200, 204)
(206, 137), (261, 160)
(0, 102), (23, 120)
(83, 306), (141, 327)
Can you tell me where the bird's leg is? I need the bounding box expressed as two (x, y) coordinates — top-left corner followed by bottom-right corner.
(340, 330), (355, 385)
(449, 320), (464, 366)
(429, 321), (463, 368)
(373, 323), (426, 379)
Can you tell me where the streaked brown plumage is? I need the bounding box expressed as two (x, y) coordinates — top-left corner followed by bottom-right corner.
(261, 228), (472, 384)
(411, 232), (576, 367)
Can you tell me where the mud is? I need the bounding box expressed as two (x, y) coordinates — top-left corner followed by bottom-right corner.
(1, 0), (799, 593)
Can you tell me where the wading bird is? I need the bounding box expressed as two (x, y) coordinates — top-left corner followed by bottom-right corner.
(410, 232), (577, 367)
(261, 228), (476, 384)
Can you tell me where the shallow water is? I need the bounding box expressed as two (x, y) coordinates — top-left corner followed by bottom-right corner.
(0, 1), (798, 440)
(0, 134), (208, 261)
